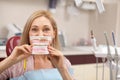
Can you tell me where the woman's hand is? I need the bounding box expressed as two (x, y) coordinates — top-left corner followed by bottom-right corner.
(0, 44), (32, 74)
(48, 46), (73, 80)
(9, 44), (32, 63)
(48, 46), (66, 69)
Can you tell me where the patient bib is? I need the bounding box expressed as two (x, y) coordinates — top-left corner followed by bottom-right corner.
(10, 68), (73, 80)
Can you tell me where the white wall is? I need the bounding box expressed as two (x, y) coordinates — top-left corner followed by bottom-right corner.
(89, 1), (119, 46)
(116, 0), (120, 46)
(0, 0), (89, 46)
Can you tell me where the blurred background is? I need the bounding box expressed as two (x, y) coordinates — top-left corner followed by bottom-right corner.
(0, 0), (119, 47)
(0, 0), (120, 80)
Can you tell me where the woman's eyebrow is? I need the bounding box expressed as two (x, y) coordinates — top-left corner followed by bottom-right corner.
(31, 25), (38, 28)
(43, 25), (51, 28)
(31, 25), (51, 28)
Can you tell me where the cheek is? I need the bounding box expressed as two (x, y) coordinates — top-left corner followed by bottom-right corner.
(51, 30), (55, 38)
(49, 39), (52, 44)
(29, 31), (35, 45)
(29, 30), (32, 36)
(29, 38), (32, 45)
(48, 35), (54, 45)
(29, 31), (36, 36)
(46, 32), (55, 38)
(50, 35), (55, 44)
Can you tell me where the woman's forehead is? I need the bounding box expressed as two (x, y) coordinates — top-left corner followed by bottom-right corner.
(32, 16), (51, 25)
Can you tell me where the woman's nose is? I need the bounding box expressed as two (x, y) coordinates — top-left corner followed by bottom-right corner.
(37, 31), (44, 36)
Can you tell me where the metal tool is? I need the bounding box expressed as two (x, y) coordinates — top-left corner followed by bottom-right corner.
(112, 31), (119, 80)
(104, 32), (113, 80)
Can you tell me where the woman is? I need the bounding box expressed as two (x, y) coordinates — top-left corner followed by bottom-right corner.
(0, 10), (74, 80)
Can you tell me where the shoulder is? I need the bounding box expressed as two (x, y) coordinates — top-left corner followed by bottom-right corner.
(0, 60), (24, 79)
(64, 57), (72, 68)
(0, 56), (34, 79)
(8, 60), (25, 78)
(64, 57), (74, 76)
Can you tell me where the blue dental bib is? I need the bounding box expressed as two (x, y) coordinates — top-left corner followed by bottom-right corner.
(10, 68), (73, 80)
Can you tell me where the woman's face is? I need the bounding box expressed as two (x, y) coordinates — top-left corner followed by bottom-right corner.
(29, 16), (55, 45)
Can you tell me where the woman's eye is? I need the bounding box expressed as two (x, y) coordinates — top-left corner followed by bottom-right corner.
(31, 28), (38, 31)
(43, 28), (50, 32)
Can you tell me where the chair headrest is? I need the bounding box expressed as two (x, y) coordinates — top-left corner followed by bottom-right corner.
(6, 36), (20, 56)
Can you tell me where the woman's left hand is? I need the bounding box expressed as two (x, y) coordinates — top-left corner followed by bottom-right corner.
(48, 46), (66, 69)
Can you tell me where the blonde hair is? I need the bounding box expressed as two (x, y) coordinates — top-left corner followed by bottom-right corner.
(20, 10), (60, 49)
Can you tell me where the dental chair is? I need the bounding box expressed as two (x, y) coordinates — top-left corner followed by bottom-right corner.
(6, 36), (20, 56)
(5, 36), (20, 80)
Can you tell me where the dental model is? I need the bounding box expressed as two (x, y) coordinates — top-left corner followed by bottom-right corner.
(30, 36), (52, 55)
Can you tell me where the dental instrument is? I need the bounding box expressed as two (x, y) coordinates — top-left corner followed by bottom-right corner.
(104, 32), (113, 80)
(112, 31), (119, 80)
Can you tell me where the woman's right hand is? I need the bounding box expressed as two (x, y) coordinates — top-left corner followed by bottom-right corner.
(9, 44), (32, 63)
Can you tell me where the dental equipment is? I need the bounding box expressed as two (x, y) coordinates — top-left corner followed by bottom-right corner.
(96, 0), (105, 13)
(112, 31), (119, 80)
(91, 30), (97, 51)
(104, 32), (113, 80)
(90, 30), (98, 80)
(6, 23), (21, 39)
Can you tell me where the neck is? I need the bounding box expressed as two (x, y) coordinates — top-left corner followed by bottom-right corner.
(33, 55), (53, 70)
(33, 55), (48, 60)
